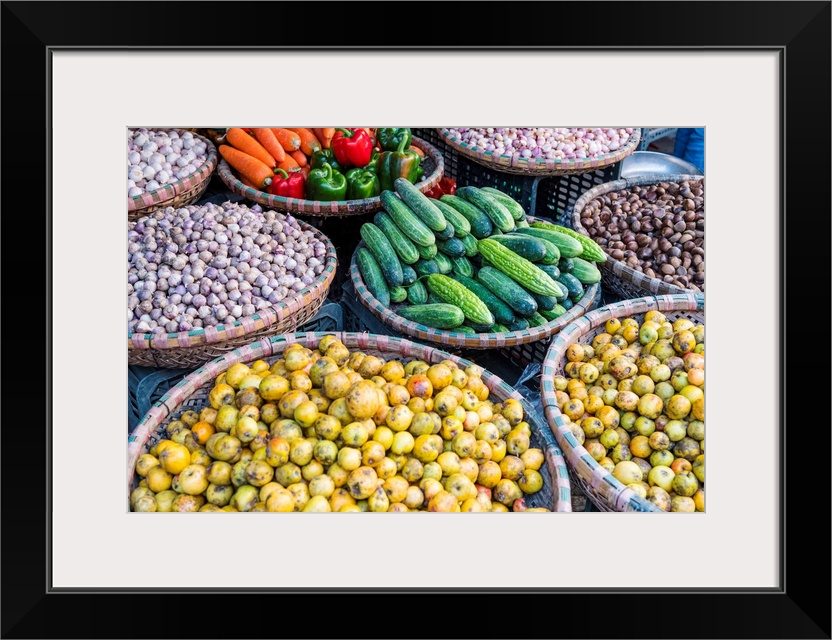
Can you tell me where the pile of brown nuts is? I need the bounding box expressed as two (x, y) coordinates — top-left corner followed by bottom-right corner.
(578, 179), (704, 292)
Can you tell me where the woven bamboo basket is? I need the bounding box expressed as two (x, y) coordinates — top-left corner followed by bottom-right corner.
(570, 174), (705, 299)
(349, 226), (599, 351)
(128, 130), (218, 221)
(127, 220), (338, 369)
(437, 128), (641, 176)
(217, 137), (444, 218)
(540, 294), (704, 512)
(128, 332), (573, 512)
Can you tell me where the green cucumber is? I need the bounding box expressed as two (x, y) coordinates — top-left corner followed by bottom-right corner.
(436, 236), (466, 258)
(427, 292), (444, 305)
(360, 223), (404, 287)
(413, 259), (441, 278)
(434, 224), (455, 240)
(530, 221), (607, 262)
(433, 251), (453, 275)
(514, 226), (582, 258)
(527, 311), (549, 328)
(389, 286), (407, 304)
(355, 247), (390, 307)
(373, 211), (420, 265)
(489, 234), (548, 262)
(460, 233), (479, 258)
(539, 305), (567, 321)
(439, 194), (493, 239)
(380, 191), (436, 247)
(508, 318), (530, 331)
(570, 256), (603, 285)
(515, 219), (530, 229)
(405, 280), (428, 305)
(449, 272), (516, 326)
(531, 292), (558, 311)
(456, 186), (515, 233)
(417, 242), (438, 260)
(538, 264), (561, 280)
(510, 230), (560, 264)
(556, 272), (584, 299)
(401, 264), (417, 286)
(397, 304), (465, 329)
(561, 298), (574, 311)
(492, 324), (510, 333)
(449, 255), (475, 278)
(464, 321), (496, 333)
(480, 187), (526, 221)
(454, 326), (476, 334)
(559, 257), (574, 274)
(476, 266), (538, 317)
(432, 199), (471, 238)
(393, 178), (447, 233)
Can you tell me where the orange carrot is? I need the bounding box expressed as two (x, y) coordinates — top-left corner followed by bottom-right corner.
(410, 145), (425, 159)
(315, 128), (336, 149)
(271, 128), (301, 151)
(289, 128), (322, 156)
(301, 165), (311, 178)
(240, 175), (260, 189)
(289, 149), (308, 167)
(253, 128), (286, 163)
(219, 145), (274, 189)
(226, 128), (276, 169)
(278, 155), (301, 173)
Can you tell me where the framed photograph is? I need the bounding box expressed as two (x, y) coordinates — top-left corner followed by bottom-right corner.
(3, 1), (829, 638)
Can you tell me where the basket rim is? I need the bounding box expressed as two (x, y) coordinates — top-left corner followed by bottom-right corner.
(216, 136), (444, 216)
(127, 215), (338, 351)
(570, 173), (705, 296)
(540, 293), (705, 513)
(437, 127), (641, 175)
(128, 331), (573, 512)
(127, 129), (218, 213)
(349, 225), (599, 350)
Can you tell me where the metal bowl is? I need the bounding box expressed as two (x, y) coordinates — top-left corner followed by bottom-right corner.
(618, 150), (702, 179)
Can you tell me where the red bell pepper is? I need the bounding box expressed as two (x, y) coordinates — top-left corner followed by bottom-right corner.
(268, 168), (305, 198)
(424, 177), (457, 200)
(331, 128), (373, 169)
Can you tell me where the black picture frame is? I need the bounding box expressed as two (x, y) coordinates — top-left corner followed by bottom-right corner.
(2, 1), (829, 638)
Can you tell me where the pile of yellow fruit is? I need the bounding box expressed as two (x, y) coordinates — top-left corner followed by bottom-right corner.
(552, 311), (704, 512)
(130, 336), (549, 513)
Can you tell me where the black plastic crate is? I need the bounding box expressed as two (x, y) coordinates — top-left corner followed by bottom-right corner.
(128, 301), (344, 433)
(412, 128), (546, 216)
(532, 165), (622, 227)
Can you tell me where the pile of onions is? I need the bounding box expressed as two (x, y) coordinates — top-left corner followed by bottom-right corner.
(128, 201), (329, 335)
(446, 127), (636, 161)
(128, 129), (210, 198)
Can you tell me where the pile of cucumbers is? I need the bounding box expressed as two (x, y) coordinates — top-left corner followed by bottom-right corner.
(354, 178), (607, 334)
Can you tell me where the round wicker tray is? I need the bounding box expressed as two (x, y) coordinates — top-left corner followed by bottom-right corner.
(569, 174), (705, 300)
(127, 219), (338, 369)
(349, 225), (599, 350)
(217, 137), (444, 218)
(540, 294), (704, 512)
(128, 332), (573, 512)
(437, 128), (641, 176)
(128, 130), (218, 220)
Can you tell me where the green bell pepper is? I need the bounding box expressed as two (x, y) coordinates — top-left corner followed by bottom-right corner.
(377, 128), (412, 152)
(377, 137), (421, 192)
(310, 149), (343, 174)
(306, 164), (347, 201)
(345, 167), (381, 200)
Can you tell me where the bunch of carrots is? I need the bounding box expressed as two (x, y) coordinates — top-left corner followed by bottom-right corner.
(218, 127), (376, 192)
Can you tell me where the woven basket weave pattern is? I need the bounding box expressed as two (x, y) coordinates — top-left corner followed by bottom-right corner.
(127, 130), (218, 220)
(217, 137), (444, 217)
(128, 332), (573, 512)
(127, 219), (338, 369)
(540, 294), (704, 512)
(569, 174), (705, 299)
(349, 227), (599, 351)
(437, 128), (641, 176)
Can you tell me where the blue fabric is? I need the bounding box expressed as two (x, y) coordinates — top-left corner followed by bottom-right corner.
(673, 128), (704, 173)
